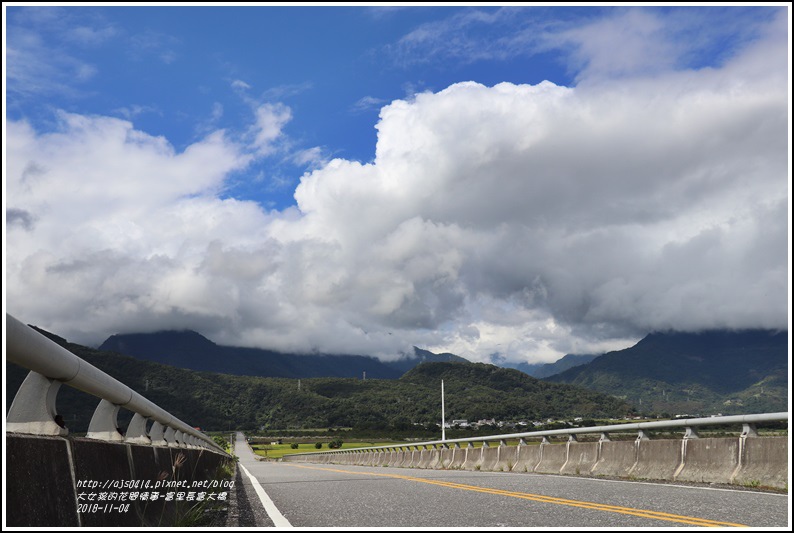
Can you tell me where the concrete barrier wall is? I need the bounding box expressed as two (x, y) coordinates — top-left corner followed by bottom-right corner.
(495, 446), (518, 472)
(674, 438), (739, 485)
(462, 447), (483, 470)
(561, 442), (600, 476)
(630, 440), (683, 481)
(591, 441), (636, 478)
(6, 435), (80, 527)
(406, 450), (420, 468)
(291, 436), (787, 490)
(535, 443), (568, 474)
(398, 450), (412, 467)
(376, 451), (390, 466)
(732, 436), (788, 489)
(422, 449), (440, 469)
(417, 449), (433, 469)
(513, 444), (542, 473)
(6, 433), (230, 527)
(392, 451), (404, 467)
(437, 448), (455, 470)
(479, 447), (500, 471)
(448, 447), (467, 469)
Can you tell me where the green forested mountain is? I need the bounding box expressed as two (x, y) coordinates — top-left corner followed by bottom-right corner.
(545, 330), (788, 415)
(98, 330), (468, 379)
(6, 330), (632, 433)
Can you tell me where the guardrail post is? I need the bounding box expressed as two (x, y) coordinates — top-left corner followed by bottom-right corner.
(683, 426), (699, 439)
(164, 426), (178, 446)
(636, 429), (650, 441)
(741, 423), (758, 438)
(599, 432), (611, 442)
(174, 430), (186, 447)
(518, 438), (527, 446)
(124, 413), (151, 444)
(150, 421), (167, 446)
(568, 434), (578, 442)
(541, 436), (551, 444)
(482, 441), (490, 448)
(6, 371), (68, 436)
(86, 399), (124, 441)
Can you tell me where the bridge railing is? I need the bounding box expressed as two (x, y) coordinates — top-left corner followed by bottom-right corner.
(5, 313), (226, 454)
(283, 412), (788, 458)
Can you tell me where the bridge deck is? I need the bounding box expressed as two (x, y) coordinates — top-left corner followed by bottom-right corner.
(233, 433), (789, 528)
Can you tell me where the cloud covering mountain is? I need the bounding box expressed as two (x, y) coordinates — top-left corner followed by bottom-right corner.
(5, 8), (788, 364)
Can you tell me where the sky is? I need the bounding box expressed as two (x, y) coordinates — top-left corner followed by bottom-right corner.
(3, 4), (791, 365)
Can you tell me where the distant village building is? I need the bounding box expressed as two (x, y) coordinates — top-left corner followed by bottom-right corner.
(451, 420), (469, 428)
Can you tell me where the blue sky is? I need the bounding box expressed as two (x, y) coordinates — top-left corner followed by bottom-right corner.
(4, 4), (791, 363)
(7, 5), (578, 209)
(7, 5), (778, 209)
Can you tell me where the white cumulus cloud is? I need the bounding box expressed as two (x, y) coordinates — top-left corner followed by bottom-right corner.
(5, 12), (789, 364)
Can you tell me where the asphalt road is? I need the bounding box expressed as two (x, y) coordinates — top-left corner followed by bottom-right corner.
(233, 433), (789, 528)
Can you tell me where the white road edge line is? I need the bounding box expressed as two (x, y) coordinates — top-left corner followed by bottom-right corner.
(238, 463), (293, 527)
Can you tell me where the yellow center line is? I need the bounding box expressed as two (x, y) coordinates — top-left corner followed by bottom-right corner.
(283, 463), (748, 527)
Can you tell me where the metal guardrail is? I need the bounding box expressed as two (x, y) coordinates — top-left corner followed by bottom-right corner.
(284, 413), (789, 458)
(6, 313), (226, 454)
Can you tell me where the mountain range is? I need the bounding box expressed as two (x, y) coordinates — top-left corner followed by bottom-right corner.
(9, 325), (786, 426)
(546, 329), (788, 415)
(6, 328), (631, 432)
(98, 330), (468, 379)
(98, 327), (788, 415)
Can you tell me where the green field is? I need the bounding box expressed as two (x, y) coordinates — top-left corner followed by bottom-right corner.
(248, 441), (405, 459)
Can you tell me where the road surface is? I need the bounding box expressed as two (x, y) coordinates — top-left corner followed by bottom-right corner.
(232, 432), (789, 528)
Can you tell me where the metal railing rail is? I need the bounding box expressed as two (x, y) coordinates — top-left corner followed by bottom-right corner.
(283, 412), (789, 458)
(6, 313), (227, 455)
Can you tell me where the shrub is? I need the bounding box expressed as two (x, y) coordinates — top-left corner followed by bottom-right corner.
(315, 442), (323, 449)
(212, 434), (230, 450)
(328, 439), (343, 449)
(290, 442), (299, 449)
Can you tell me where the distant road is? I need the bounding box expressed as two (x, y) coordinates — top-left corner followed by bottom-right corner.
(233, 433), (788, 528)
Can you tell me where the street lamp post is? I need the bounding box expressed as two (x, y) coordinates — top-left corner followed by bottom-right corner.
(441, 379), (446, 442)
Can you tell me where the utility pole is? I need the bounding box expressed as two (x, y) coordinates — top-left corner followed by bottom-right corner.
(441, 379), (446, 442)
(298, 379), (301, 391)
